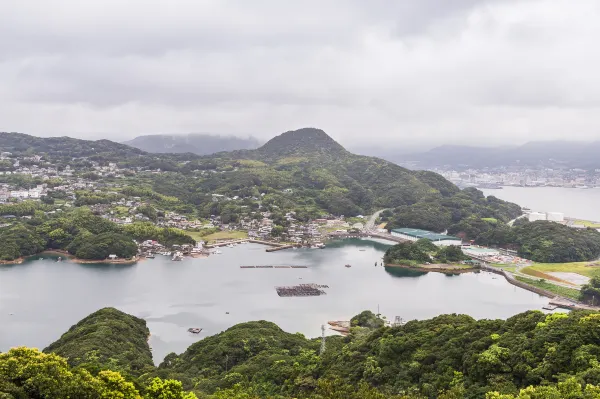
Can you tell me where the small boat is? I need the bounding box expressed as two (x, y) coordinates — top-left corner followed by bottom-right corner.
(359, 249), (366, 251)
(187, 328), (202, 334)
(146, 254), (155, 259)
(214, 250), (222, 255)
(226, 244), (235, 248)
(57, 257), (62, 262)
(225, 312), (229, 314)
(345, 264), (352, 268)
(172, 251), (183, 261)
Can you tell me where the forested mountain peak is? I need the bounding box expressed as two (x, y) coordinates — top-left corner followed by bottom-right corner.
(257, 128), (347, 159)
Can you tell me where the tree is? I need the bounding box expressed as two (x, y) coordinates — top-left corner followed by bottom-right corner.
(144, 378), (198, 399)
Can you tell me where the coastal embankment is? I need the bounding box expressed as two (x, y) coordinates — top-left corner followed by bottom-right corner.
(481, 264), (600, 311)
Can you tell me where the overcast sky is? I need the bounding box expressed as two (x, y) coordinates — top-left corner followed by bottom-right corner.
(1, 0), (599, 147)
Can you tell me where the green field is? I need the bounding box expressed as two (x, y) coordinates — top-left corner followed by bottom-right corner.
(521, 261), (600, 280)
(493, 264), (517, 272)
(574, 219), (600, 228)
(186, 230), (248, 243)
(514, 276), (581, 300)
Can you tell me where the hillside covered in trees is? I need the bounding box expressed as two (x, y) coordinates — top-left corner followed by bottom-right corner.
(0, 204), (194, 261)
(4, 307), (600, 398)
(0, 129), (516, 220)
(448, 219), (600, 263)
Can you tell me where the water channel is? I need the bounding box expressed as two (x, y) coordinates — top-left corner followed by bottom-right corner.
(1, 239), (550, 362)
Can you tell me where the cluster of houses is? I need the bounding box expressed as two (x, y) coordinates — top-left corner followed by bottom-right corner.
(0, 184), (47, 202)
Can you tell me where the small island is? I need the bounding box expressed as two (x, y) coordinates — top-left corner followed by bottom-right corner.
(383, 238), (477, 274)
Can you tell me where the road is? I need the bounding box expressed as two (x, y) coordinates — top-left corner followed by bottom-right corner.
(365, 209), (387, 231)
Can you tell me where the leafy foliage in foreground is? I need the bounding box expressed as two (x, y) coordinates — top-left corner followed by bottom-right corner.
(0, 347), (196, 399)
(147, 310), (600, 398)
(7, 308), (600, 398)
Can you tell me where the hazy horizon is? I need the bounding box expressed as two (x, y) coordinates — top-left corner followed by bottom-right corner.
(1, 0), (599, 148)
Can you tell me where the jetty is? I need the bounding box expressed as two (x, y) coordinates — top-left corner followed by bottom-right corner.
(275, 283), (329, 297)
(266, 245), (294, 252)
(204, 239), (248, 248)
(204, 239), (294, 252)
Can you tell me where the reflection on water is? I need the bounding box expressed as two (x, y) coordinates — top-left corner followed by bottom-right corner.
(384, 266), (427, 278)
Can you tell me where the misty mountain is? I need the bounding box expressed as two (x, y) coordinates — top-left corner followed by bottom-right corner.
(404, 141), (600, 170)
(123, 133), (261, 155)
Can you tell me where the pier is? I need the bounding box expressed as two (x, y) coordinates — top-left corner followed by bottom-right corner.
(204, 239), (248, 248)
(266, 245), (294, 252)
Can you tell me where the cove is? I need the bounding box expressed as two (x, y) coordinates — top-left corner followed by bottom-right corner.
(0, 239), (550, 363)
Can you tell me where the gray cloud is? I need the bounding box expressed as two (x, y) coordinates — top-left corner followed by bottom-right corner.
(0, 0), (599, 147)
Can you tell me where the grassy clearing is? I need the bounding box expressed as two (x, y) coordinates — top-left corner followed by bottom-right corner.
(521, 261), (600, 279)
(575, 219), (600, 228)
(494, 264), (517, 272)
(514, 276), (581, 300)
(186, 230), (248, 243)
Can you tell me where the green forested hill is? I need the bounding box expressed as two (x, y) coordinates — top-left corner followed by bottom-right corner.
(44, 307), (154, 378)
(0, 128), (480, 217)
(0, 132), (147, 161)
(7, 307), (600, 398)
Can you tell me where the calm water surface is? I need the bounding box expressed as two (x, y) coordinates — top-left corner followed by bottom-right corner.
(481, 186), (600, 221)
(1, 239), (550, 362)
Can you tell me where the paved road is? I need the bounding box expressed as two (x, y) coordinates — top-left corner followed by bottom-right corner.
(508, 214), (527, 226)
(365, 209), (387, 231)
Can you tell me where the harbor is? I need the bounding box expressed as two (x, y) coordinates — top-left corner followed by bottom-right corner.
(1, 240), (554, 363)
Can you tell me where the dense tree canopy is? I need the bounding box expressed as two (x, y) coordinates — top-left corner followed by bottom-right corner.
(45, 308), (154, 378)
(8, 308), (600, 398)
(383, 240), (469, 265)
(450, 219), (600, 263)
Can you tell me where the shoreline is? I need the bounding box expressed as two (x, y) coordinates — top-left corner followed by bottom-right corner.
(39, 250), (141, 265)
(385, 263), (479, 274)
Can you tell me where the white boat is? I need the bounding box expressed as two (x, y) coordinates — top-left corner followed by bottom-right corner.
(226, 244), (235, 248)
(214, 250), (222, 254)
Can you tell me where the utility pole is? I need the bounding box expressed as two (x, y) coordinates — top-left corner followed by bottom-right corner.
(320, 324), (326, 355)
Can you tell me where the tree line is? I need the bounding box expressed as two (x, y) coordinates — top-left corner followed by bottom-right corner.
(8, 307), (600, 398)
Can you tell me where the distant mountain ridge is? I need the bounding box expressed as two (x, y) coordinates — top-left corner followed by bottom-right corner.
(123, 133), (261, 155)
(405, 140), (600, 169)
